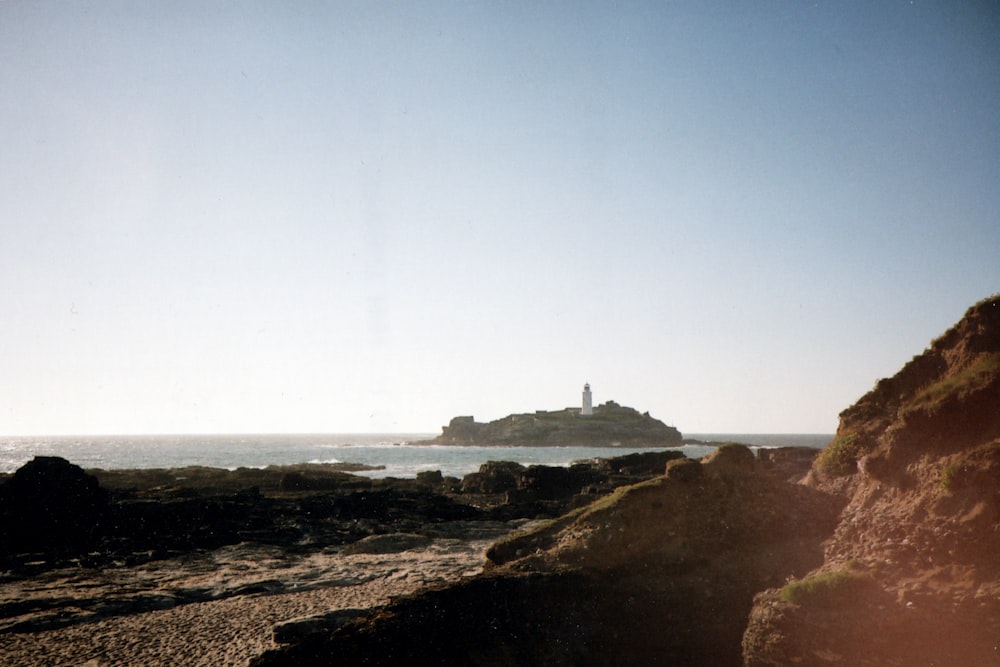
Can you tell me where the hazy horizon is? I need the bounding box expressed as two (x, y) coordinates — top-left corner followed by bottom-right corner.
(1, 429), (836, 438)
(3, 3), (998, 436)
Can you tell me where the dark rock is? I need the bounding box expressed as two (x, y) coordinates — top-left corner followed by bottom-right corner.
(460, 461), (525, 494)
(230, 580), (286, 596)
(340, 533), (433, 555)
(279, 472), (309, 492)
(274, 608), (371, 645)
(415, 470), (444, 487)
(518, 464), (598, 500)
(251, 573), (598, 667)
(332, 488), (483, 524)
(0, 456), (108, 558)
(598, 449), (686, 475)
(278, 469), (369, 492)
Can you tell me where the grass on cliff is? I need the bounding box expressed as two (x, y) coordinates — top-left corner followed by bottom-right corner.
(816, 352), (1000, 479)
(908, 352), (1000, 415)
(815, 433), (863, 477)
(940, 462), (962, 491)
(780, 566), (874, 606)
(487, 476), (666, 566)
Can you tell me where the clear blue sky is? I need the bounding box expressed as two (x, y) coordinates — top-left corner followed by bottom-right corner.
(2, 1), (998, 435)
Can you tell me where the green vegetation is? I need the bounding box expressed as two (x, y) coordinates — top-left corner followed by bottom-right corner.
(573, 476), (658, 517)
(779, 566), (873, 606)
(486, 503), (586, 565)
(940, 462), (962, 491)
(534, 402), (656, 424)
(486, 476), (667, 566)
(815, 433), (863, 477)
(909, 352), (1000, 414)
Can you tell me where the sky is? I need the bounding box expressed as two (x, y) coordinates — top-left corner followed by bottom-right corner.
(1, 1), (998, 436)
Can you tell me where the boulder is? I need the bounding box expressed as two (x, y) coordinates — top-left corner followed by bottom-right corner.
(460, 461), (525, 494)
(519, 464), (597, 500)
(415, 470), (444, 488)
(0, 456), (108, 558)
(340, 533), (433, 555)
(598, 450), (685, 476)
(274, 608), (370, 644)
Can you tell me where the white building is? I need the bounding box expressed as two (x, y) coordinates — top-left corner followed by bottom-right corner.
(582, 382), (593, 416)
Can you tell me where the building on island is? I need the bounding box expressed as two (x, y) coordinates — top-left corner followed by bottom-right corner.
(582, 382), (593, 416)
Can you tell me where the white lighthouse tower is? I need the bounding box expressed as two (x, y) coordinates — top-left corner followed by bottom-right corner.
(581, 382), (593, 416)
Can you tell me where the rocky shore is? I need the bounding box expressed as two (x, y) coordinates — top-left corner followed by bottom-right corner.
(0, 448), (716, 666)
(251, 444), (834, 666)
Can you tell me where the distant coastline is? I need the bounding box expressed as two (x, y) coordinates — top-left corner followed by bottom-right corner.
(683, 433), (833, 449)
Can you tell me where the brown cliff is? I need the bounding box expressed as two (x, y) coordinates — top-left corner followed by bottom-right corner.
(744, 294), (1000, 666)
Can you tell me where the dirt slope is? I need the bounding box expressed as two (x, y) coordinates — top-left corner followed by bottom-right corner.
(744, 295), (1000, 666)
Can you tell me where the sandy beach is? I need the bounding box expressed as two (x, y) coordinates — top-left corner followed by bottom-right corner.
(0, 533), (504, 667)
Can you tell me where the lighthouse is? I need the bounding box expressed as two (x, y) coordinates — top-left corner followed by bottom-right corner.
(581, 382), (593, 416)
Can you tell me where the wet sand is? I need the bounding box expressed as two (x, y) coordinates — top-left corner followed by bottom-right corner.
(0, 535), (502, 666)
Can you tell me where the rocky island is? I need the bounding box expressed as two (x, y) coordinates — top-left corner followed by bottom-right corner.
(425, 399), (683, 447)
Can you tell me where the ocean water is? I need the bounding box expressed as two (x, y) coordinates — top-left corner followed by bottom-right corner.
(0, 433), (833, 479)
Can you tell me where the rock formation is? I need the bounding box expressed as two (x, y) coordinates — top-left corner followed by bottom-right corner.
(743, 294), (1000, 666)
(252, 445), (841, 666)
(0, 456), (108, 558)
(427, 400), (683, 447)
(0, 449), (691, 575)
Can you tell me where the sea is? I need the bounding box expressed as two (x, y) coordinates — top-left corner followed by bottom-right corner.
(0, 433), (833, 479)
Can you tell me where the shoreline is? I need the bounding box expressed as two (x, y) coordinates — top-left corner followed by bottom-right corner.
(0, 434), (833, 477)
(0, 534), (509, 666)
(0, 447), (823, 665)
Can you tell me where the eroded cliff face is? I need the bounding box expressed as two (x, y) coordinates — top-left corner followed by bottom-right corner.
(744, 295), (1000, 666)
